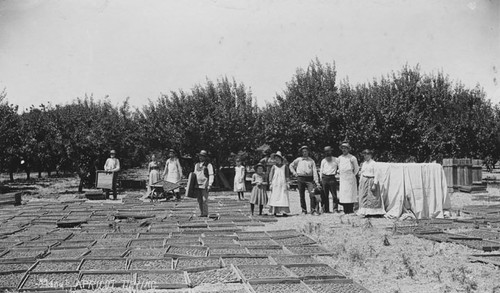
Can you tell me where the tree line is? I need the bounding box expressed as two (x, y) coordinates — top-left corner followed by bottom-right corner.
(1, 59), (499, 188)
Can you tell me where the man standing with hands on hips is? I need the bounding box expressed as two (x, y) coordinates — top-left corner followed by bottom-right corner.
(289, 146), (321, 215)
(320, 146), (339, 213)
(104, 150), (120, 200)
(193, 150), (214, 217)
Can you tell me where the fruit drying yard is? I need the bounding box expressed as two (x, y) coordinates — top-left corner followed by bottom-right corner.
(0, 191), (369, 293)
(1, 174), (500, 293)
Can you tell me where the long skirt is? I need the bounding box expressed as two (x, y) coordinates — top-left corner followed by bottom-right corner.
(357, 177), (385, 216)
(149, 169), (161, 186)
(250, 186), (268, 206)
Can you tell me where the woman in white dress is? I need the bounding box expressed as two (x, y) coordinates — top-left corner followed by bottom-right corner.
(163, 149), (183, 200)
(234, 158), (246, 200)
(268, 151), (290, 217)
(357, 149), (385, 217)
(337, 142), (359, 214)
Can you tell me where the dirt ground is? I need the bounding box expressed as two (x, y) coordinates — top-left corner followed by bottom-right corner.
(2, 172), (500, 293)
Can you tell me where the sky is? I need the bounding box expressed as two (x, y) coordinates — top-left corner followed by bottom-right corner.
(0, 0), (499, 111)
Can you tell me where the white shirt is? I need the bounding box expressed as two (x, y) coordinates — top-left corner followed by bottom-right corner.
(194, 162), (214, 189)
(320, 157), (338, 176)
(360, 159), (376, 177)
(104, 158), (120, 172)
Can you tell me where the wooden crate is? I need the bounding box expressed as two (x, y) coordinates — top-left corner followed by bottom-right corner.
(0, 192), (21, 206)
(96, 171), (114, 189)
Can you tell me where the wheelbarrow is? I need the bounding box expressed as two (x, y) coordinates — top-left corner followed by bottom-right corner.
(149, 180), (182, 202)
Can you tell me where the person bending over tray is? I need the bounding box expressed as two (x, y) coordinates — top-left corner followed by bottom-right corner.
(193, 150), (214, 217)
(104, 149), (120, 200)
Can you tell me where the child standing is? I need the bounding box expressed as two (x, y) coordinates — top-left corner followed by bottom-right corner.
(250, 164), (268, 216)
(268, 151), (290, 217)
(234, 158), (246, 200)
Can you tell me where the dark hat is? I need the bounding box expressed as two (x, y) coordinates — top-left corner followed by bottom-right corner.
(339, 142), (351, 150)
(254, 163), (265, 170)
(168, 149), (177, 154)
(324, 146), (333, 152)
(299, 146), (309, 153)
(110, 150), (116, 154)
(198, 150), (208, 157)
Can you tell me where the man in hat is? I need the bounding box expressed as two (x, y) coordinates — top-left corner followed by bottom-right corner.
(104, 150), (120, 200)
(320, 146), (339, 213)
(337, 142), (359, 214)
(193, 150), (214, 217)
(289, 146), (321, 215)
(163, 149), (183, 200)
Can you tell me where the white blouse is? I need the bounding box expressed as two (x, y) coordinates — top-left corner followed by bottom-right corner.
(360, 159), (376, 177)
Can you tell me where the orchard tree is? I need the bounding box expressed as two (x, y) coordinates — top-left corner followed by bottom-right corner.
(0, 90), (21, 181)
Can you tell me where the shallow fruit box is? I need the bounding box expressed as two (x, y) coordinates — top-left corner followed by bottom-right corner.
(175, 257), (222, 270)
(93, 238), (131, 248)
(248, 278), (313, 293)
(139, 232), (171, 239)
(128, 248), (168, 258)
(186, 265), (241, 286)
(246, 245), (289, 256)
(453, 239), (500, 251)
(45, 248), (89, 260)
(202, 237), (238, 246)
(270, 255), (320, 265)
(237, 238), (278, 246)
(303, 278), (371, 293)
(221, 256), (272, 267)
(1, 248), (47, 261)
(0, 271), (27, 290)
(57, 240), (96, 249)
(79, 257), (128, 271)
(31, 259), (82, 272)
(284, 264), (346, 280)
(0, 260), (35, 273)
(68, 233), (105, 241)
(166, 246), (208, 257)
(266, 230), (301, 238)
(235, 265), (294, 281)
(272, 235), (317, 246)
(20, 271), (80, 291)
(208, 246), (249, 256)
(284, 245), (332, 256)
(128, 258), (174, 270)
(469, 254), (500, 266)
(134, 270), (190, 289)
(86, 249), (128, 258)
(104, 232), (139, 239)
(78, 271), (134, 289)
(236, 232), (269, 239)
(128, 238), (166, 248)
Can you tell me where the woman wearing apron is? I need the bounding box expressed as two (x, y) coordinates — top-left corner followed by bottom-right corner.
(337, 142), (359, 214)
(163, 149), (183, 200)
(148, 154), (161, 195)
(268, 151), (290, 217)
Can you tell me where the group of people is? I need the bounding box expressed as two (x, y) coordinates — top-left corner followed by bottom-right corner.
(103, 142), (385, 219)
(235, 142), (385, 217)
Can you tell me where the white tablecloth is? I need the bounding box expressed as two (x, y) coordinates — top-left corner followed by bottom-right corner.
(374, 163), (451, 219)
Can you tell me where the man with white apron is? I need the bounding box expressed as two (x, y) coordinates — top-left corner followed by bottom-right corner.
(337, 142), (359, 214)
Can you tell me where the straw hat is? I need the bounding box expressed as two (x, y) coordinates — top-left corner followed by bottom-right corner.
(273, 151), (284, 160)
(339, 142), (351, 150)
(198, 150), (209, 157)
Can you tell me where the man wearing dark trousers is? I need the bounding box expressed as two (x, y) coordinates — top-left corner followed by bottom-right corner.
(320, 146), (339, 213)
(193, 150), (214, 217)
(290, 146), (321, 215)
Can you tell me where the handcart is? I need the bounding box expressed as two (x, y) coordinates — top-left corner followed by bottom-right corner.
(149, 180), (182, 202)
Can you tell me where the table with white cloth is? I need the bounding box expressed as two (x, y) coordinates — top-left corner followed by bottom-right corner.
(374, 163), (451, 219)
